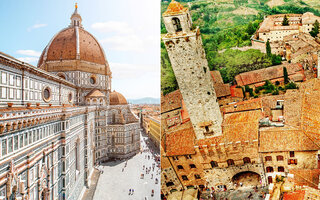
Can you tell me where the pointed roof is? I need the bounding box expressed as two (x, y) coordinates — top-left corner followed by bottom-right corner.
(163, 0), (188, 16)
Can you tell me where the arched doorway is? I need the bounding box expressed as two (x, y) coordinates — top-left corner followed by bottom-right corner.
(232, 171), (261, 188)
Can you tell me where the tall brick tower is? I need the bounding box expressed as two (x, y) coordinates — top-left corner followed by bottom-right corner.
(162, 0), (222, 139)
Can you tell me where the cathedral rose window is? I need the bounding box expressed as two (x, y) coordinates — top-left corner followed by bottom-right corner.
(90, 76), (96, 85)
(43, 87), (51, 102)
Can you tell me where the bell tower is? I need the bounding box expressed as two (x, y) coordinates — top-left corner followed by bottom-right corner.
(162, 0), (222, 139)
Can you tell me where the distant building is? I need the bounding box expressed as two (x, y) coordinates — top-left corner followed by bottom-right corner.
(251, 12), (320, 53)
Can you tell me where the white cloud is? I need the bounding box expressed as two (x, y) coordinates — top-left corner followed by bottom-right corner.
(16, 50), (41, 57)
(101, 35), (144, 52)
(27, 23), (47, 32)
(17, 57), (39, 63)
(91, 21), (134, 35)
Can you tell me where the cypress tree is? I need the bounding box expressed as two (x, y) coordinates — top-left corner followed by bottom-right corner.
(283, 67), (289, 84)
(310, 20), (320, 38)
(266, 40), (272, 58)
(282, 15), (289, 26)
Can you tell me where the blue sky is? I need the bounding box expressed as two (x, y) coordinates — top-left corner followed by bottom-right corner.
(0, 0), (160, 99)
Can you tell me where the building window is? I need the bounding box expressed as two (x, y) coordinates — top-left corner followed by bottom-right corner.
(68, 93), (73, 103)
(290, 151), (295, 157)
(265, 156), (272, 162)
(276, 155), (284, 161)
(243, 157), (251, 164)
(177, 165), (184, 170)
(172, 17), (182, 32)
(210, 161), (218, 168)
(288, 159), (297, 165)
(194, 174), (201, 179)
(189, 164), (196, 169)
(42, 87), (51, 102)
(266, 166), (274, 173)
(90, 75), (96, 85)
(172, 156), (179, 161)
(181, 175), (188, 180)
(166, 182), (174, 187)
(185, 155), (192, 159)
(227, 159), (235, 166)
(278, 166), (285, 172)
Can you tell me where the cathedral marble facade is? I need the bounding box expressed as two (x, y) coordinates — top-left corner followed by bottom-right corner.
(0, 5), (140, 200)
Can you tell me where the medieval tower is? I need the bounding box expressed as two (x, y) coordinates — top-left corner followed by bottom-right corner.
(162, 0), (222, 139)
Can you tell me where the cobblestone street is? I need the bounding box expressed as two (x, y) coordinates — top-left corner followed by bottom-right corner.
(93, 131), (160, 200)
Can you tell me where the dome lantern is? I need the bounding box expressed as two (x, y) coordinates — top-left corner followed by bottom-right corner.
(70, 3), (82, 27)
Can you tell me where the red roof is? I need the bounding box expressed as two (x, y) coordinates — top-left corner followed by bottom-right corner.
(165, 122), (195, 156)
(283, 190), (305, 200)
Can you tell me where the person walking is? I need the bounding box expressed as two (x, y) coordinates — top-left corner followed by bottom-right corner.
(129, 189), (131, 195)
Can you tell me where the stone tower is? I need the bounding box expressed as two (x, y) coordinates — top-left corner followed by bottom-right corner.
(162, 0), (222, 139)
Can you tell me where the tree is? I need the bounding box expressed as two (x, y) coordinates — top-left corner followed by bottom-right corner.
(310, 20), (320, 38)
(246, 22), (255, 35)
(283, 67), (289, 84)
(282, 15), (289, 26)
(266, 40), (272, 58)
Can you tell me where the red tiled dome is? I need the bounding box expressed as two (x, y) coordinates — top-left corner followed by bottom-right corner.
(38, 27), (106, 66)
(110, 91), (128, 105)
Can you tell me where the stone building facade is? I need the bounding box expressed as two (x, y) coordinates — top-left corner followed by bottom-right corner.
(162, 1), (222, 140)
(0, 4), (140, 200)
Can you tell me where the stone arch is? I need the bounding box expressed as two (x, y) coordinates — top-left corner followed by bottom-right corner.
(232, 171), (261, 188)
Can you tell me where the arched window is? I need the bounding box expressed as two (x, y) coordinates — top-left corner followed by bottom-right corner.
(243, 157), (251, 164)
(210, 161), (218, 168)
(131, 133), (134, 144)
(112, 113), (116, 123)
(111, 135), (115, 146)
(276, 155), (284, 161)
(266, 166), (274, 173)
(227, 159), (235, 166)
(278, 166), (285, 172)
(172, 17), (182, 32)
(75, 139), (80, 171)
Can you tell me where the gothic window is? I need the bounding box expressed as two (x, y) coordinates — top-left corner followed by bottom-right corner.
(131, 134), (134, 144)
(111, 135), (115, 146)
(276, 155), (284, 161)
(112, 113), (116, 124)
(266, 166), (274, 173)
(172, 17), (182, 32)
(278, 166), (285, 172)
(75, 140), (80, 171)
(227, 159), (234, 166)
(210, 161), (218, 168)
(243, 157), (251, 164)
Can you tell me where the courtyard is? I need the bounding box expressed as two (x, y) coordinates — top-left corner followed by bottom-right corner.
(92, 131), (160, 200)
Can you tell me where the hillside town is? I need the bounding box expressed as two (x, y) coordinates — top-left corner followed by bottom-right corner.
(161, 1), (320, 200)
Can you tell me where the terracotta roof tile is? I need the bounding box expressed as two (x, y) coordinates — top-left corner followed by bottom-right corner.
(161, 90), (182, 113)
(222, 110), (262, 143)
(235, 63), (303, 86)
(289, 169), (320, 189)
(165, 122), (196, 156)
(283, 190), (305, 200)
(259, 126), (319, 152)
(222, 98), (262, 113)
